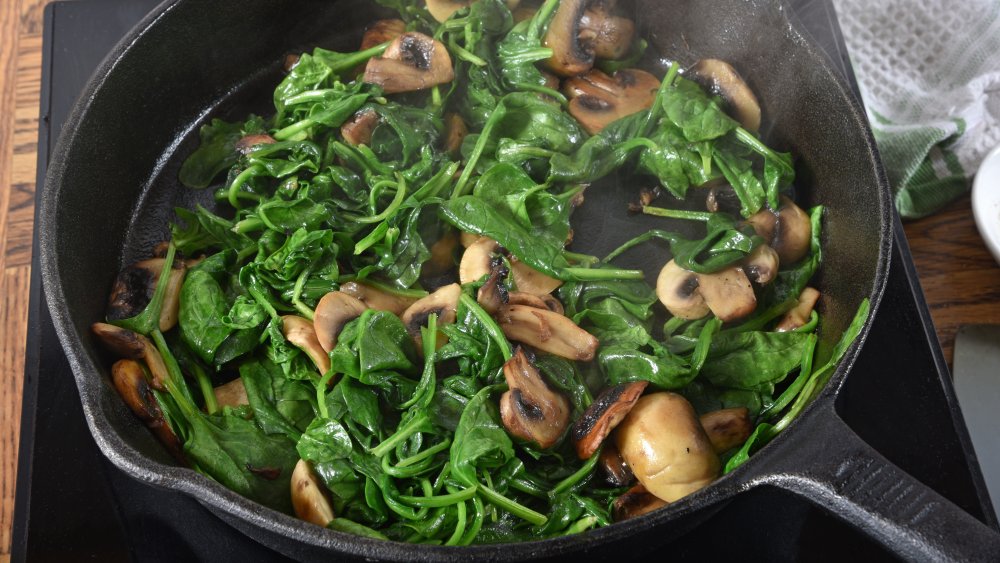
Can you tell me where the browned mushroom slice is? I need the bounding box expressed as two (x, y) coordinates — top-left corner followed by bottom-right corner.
(616, 392), (720, 503)
(314, 291), (369, 353)
(460, 236), (562, 295)
(459, 231), (481, 248)
(599, 442), (634, 487)
(291, 459), (335, 527)
(564, 69), (659, 134)
(283, 53), (301, 72)
(111, 359), (186, 462)
(579, 8), (635, 60)
(235, 134), (277, 155)
(443, 113), (468, 157)
(775, 287), (821, 332)
(699, 407), (752, 454)
(697, 266), (757, 323)
(92, 322), (171, 391)
(705, 183), (743, 215)
(423, 231), (459, 277)
(360, 18), (406, 50)
(745, 207), (778, 242)
(106, 257), (186, 332)
(477, 263), (510, 315)
(507, 292), (564, 315)
(282, 315), (331, 375)
(543, 0), (594, 77)
(341, 108), (379, 146)
(426, 0), (471, 22)
(363, 32), (455, 94)
(214, 378), (249, 408)
(512, 4), (537, 22)
(339, 281), (419, 316)
(772, 197), (812, 264)
(612, 483), (668, 521)
(571, 381), (647, 459)
(400, 283), (461, 350)
(689, 59), (761, 133)
(656, 260), (710, 320)
(499, 347), (572, 449)
(742, 244), (779, 285)
(497, 304), (599, 361)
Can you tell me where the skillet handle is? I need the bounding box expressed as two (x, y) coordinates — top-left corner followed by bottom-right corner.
(757, 407), (1000, 561)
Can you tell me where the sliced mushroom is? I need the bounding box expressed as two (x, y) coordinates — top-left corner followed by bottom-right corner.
(423, 231), (458, 277)
(615, 392), (720, 503)
(579, 7), (635, 60)
(544, 0), (594, 77)
(363, 32), (455, 94)
(235, 134), (277, 155)
(214, 378), (249, 408)
(508, 292), (564, 315)
(291, 459), (335, 527)
(314, 292), (369, 353)
(775, 287), (821, 332)
(512, 4), (537, 22)
(341, 108), (379, 146)
(772, 197), (812, 264)
(111, 359), (186, 462)
(283, 53), (301, 72)
(106, 257), (186, 332)
(460, 231), (482, 248)
(499, 347), (572, 449)
(92, 322), (171, 391)
(571, 381), (647, 459)
(443, 113), (468, 157)
(564, 69), (659, 134)
(460, 236), (562, 295)
(477, 263), (509, 315)
(689, 59), (761, 133)
(599, 442), (634, 487)
(697, 266), (757, 323)
(745, 207), (778, 242)
(742, 244), (779, 285)
(360, 18), (406, 50)
(400, 283), (461, 350)
(498, 304), (599, 361)
(699, 407), (752, 454)
(282, 315), (331, 375)
(339, 281), (419, 316)
(705, 183), (743, 215)
(656, 260), (710, 320)
(425, 0), (471, 22)
(612, 483), (668, 521)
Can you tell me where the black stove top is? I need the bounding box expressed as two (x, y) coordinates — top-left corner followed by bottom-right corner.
(11, 1), (995, 561)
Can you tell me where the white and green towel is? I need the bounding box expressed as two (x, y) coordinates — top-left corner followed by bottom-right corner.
(834, 0), (1000, 219)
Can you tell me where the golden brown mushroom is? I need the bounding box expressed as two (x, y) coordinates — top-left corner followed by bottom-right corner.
(775, 287), (821, 332)
(571, 381), (648, 459)
(111, 359), (186, 462)
(742, 244), (780, 285)
(543, 0), (595, 77)
(772, 197), (812, 264)
(460, 236), (562, 295)
(655, 260), (710, 320)
(443, 113), (468, 158)
(699, 407), (752, 454)
(499, 347), (572, 449)
(360, 18), (406, 50)
(91, 322), (171, 391)
(400, 283), (461, 350)
(340, 108), (379, 146)
(291, 459), (335, 527)
(282, 315), (331, 375)
(339, 281), (419, 316)
(235, 134), (277, 155)
(363, 32), (455, 94)
(612, 483), (669, 521)
(579, 7), (635, 60)
(697, 265), (757, 323)
(106, 257), (186, 332)
(314, 291), (369, 353)
(214, 378), (250, 409)
(689, 59), (761, 133)
(615, 392), (720, 503)
(564, 69), (659, 134)
(599, 442), (634, 487)
(497, 304), (599, 361)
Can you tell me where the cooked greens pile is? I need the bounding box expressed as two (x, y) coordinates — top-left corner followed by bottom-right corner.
(92, 0), (869, 545)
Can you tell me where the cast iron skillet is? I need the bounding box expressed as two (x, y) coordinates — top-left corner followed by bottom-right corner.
(38, 0), (1000, 560)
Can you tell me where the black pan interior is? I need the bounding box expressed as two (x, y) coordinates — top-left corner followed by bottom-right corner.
(40, 0), (890, 559)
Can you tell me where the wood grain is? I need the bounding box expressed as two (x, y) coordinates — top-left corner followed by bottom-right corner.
(0, 0), (998, 558)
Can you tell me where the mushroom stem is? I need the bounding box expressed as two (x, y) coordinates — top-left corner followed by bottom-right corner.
(291, 459), (336, 527)
(699, 407), (752, 454)
(500, 347), (572, 449)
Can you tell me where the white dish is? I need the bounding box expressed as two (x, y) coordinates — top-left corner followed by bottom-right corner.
(972, 144), (1000, 266)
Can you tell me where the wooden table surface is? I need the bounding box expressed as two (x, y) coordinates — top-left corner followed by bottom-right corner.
(2, 0), (1000, 560)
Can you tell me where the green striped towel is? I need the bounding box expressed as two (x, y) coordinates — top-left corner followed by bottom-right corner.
(834, 0), (1000, 219)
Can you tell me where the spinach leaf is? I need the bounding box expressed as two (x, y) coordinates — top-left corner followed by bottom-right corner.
(450, 385), (514, 488)
(178, 269), (232, 364)
(701, 331), (811, 391)
(179, 118), (247, 189)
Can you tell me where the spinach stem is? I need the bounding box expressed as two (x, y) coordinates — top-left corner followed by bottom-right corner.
(111, 243), (176, 335)
(190, 361), (219, 415)
(477, 484), (547, 526)
(641, 206), (713, 222)
(563, 267), (645, 281)
(459, 294), (512, 361)
(458, 495), (485, 545)
(398, 486), (477, 508)
(452, 102), (506, 197)
(444, 497), (468, 546)
(551, 447), (600, 496)
(227, 165), (262, 209)
(395, 438), (451, 468)
(371, 412), (431, 458)
(323, 41), (390, 75)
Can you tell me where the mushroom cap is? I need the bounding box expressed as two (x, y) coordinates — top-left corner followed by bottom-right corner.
(745, 207), (778, 242)
(291, 459), (335, 527)
(214, 378), (250, 408)
(579, 8), (636, 60)
(282, 315), (331, 375)
(690, 58), (761, 132)
(460, 237), (562, 295)
(772, 197), (812, 264)
(615, 392), (720, 503)
(400, 283), (461, 350)
(339, 281), (419, 316)
(564, 69), (660, 134)
(92, 322), (171, 391)
(497, 304), (599, 361)
(656, 260), (710, 320)
(775, 286), (821, 332)
(314, 291), (369, 353)
(571, 381), (648, 459)
(363, 32), (455, 94)
(340, 108), (379, 147)
(699, 407), (752, 454)
(697, 265), (757, 323)
(106, 257), (186, 332)
(742, 243), (779, 285)
(499, 347), (572, 449)
(544, 0), (595, 77)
